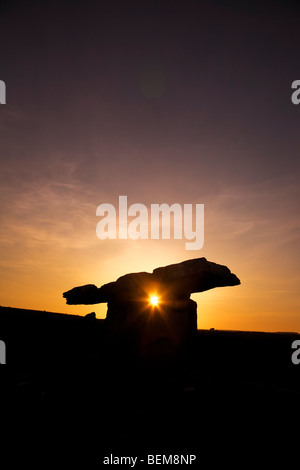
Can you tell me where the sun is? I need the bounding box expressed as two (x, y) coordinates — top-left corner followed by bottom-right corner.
(150, 295), (159, 306)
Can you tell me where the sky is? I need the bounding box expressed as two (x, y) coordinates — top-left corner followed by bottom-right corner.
(0, 0), (300, 331)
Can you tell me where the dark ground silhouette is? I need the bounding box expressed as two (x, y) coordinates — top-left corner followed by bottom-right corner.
(0, 305), (300, 466)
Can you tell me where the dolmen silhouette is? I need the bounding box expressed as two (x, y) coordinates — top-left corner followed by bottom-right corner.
(63, 258), (240, 358)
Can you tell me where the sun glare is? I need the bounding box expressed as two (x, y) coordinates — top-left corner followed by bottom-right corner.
(150, 295), (159, 306)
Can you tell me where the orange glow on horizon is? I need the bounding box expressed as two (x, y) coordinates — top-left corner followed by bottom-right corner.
(0, 226), (299, 333)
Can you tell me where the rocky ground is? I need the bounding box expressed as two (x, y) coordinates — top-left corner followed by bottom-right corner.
(0, 306), (299, 466)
